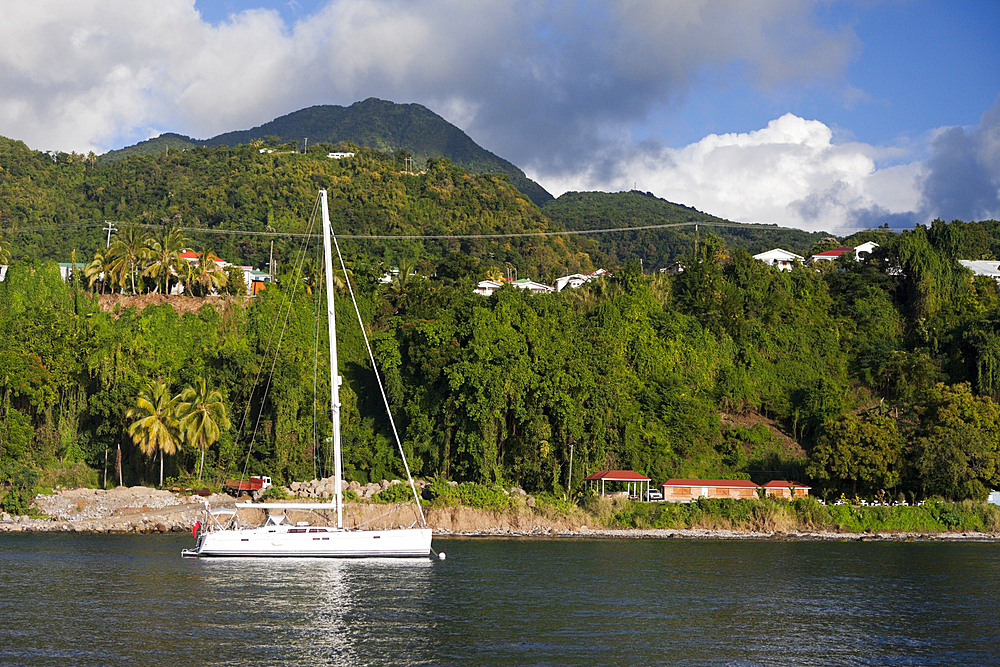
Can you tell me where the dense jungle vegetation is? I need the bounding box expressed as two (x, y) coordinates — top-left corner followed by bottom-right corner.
(3, 134), (1000, 515)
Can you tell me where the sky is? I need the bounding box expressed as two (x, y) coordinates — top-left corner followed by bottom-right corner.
(1, 0), (998, 234)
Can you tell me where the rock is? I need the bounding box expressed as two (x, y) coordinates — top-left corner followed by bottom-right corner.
(290, 482), (301, 492)
(526, 496), (536, 508)
(1, 512), (10, 522)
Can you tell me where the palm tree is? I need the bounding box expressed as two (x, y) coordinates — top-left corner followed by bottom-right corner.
(145, 222), (189, 295)
(192, 247), (228, 296)
(85, 247), (117, 293)
(109, 224), (153, 294)
(175, 377), (231, 481)
(127, 381), (181, 487)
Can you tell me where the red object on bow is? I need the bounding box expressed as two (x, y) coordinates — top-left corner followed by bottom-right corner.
(192, 520), (201, 538)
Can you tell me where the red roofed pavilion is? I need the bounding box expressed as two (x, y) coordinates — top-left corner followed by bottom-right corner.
(584, 470), (651, 500)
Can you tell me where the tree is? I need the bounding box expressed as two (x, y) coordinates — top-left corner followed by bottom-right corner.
(191, 248), (228, 296)
(911, 383), (1000, 501)
(127, 380), (181, 486)
(175, 377), (231, 481)
(84, 248), (115, 294)
(806, 413), (904, 498)
(108, 224), (153, 294)
(144, 222), (189, 295)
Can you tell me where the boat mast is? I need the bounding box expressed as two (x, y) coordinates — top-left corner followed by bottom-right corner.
(319, 190), (344, 530)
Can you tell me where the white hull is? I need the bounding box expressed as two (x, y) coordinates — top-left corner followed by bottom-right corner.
(187, 526), (433, 558)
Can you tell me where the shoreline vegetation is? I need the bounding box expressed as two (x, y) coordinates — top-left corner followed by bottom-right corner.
(4, 481), (999, 541)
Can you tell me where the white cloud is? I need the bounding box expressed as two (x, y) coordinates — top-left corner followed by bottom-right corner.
(534, 113), (925, 233)
(0, 0), (856, 158)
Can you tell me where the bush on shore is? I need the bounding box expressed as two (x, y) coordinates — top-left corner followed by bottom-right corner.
(602, 496), (1000, 534)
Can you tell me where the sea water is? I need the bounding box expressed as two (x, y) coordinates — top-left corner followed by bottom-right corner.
(0, 533), (998, 666)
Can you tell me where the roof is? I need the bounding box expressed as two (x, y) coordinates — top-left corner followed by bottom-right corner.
(959, 260), (1000, 278)
(583, 470), (651, 482)
(812, 247), (854, 258)
(763, 480), (811, 489)
(752, 248), (804, 262)
(659, 479), (759, 488)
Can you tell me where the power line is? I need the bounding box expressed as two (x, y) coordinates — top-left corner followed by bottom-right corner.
(2, 219), (787, 241)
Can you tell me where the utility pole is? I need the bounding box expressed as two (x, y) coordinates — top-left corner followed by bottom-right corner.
(269, 241), (274, 281)
(303, 137), (308, 154)
(103, 221), (116, 248)
(566, 443), (574, 497)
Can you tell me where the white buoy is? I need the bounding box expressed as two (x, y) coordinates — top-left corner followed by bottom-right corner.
(438, 552), (446, 560)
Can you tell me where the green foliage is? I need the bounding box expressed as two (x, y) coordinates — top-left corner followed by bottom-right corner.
(373, 482), (418, 504)
(424, 479), (512, 512)
(0, 461), (39, 515)
(261, 485), (289, 501)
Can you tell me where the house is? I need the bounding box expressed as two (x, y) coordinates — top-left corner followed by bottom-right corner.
(752, 248), (804, 271)
(809, 247), (855, 264)
(474, 279), (503, 296)
(657, 478), (811, 501)
(659, 479), (760, 502)
(660, 261), (685, 275)
(327, 152), (355, 159)
(509, 278), (554, 294)
(854, 241), (879, 260)
(761, 480), (811, 498)
(584, 470), (652, 499)
(57, 262), (87, 282)
(554, 269), (608, 292)
(958, 260), (1000, 280)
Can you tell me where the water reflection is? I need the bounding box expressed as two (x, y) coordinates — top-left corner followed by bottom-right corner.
(192, 556), (434, 666)
(3, 534), (1000, 666)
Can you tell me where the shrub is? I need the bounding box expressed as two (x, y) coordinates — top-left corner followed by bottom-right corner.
(424, 480), (511, 512)
(374, 482), (418, 504)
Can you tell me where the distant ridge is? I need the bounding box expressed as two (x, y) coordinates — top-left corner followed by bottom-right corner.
(102, 98), (552, 206)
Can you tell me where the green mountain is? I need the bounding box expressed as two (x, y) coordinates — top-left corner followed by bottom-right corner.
(101, 98), (553, 207)
(542, 190), (832, 269)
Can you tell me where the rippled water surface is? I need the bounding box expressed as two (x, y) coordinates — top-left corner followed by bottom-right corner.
(1, 533), (999, 666)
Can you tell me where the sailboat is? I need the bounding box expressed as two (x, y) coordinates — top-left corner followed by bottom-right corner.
(182, 191), (433, 558)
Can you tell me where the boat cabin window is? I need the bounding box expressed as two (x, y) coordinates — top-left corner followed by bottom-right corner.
(308, 528), (328, 533)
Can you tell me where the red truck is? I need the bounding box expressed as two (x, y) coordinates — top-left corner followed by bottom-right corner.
(224, 476), (273, 499)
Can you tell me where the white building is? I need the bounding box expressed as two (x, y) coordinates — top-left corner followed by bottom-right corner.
(510, 278), (554, 294)
(959, 260), (1000, 280)
(854, 241), (879, 260)
(474, 279), (503, 296)
(752, 248), (804, 271)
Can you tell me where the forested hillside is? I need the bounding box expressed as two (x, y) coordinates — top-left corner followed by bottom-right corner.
(4, 132), (1000, 511)
(100, 98), (554, 206)
(0, 136), (586, 279)
(543, 190), (830, 268)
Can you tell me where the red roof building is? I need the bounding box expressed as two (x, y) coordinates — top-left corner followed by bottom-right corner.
(809, 247), (854, 263)
(584, 470), (652, 499)
(762, 480), (811, 498)
(658, 478), (811, 501)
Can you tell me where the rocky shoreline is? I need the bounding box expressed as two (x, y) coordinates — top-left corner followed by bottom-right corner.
(3, 485), (999, 542)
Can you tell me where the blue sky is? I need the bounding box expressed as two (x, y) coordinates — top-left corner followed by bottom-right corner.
(1, 0), (998, 233)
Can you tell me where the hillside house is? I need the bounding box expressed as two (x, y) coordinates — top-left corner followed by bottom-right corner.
(958, 260), (1000, 281)
(752, 248), (804, 271)
(510, 278), (555, 294)
(809, 247), (854, 264)
(474, 279), (503, 296)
